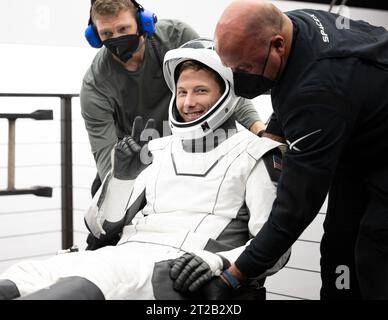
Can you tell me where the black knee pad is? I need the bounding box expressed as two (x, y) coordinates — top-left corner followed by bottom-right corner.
(0, 279), (20, 300)
(18, 276), (105, 300)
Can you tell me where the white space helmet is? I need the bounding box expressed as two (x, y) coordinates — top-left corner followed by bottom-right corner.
(163, 38), (241, 140)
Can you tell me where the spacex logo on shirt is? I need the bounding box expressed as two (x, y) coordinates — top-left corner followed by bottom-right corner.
(302, 11), (330, 43)
(286, 129), (322, 152)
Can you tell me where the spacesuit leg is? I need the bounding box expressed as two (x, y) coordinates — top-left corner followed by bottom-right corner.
(17, 276), (104, 300)
(0, 249), (112, 298)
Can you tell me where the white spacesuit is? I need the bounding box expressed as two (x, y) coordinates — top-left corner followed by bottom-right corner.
(0, 39), (288, 300)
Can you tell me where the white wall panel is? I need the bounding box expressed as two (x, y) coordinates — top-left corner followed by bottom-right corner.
(266, 267), (321, 300)
(72, 123), (91, 144)
(0, 166), (60, 187)
(0, 144), (59, 167)
(0, 232), (61, 262)
(287, 240), (320, 272)
(299, 213), (325, 243)
(0, 210), (60, 238)
(72, 145), (95, 168)
(73, 210), (89, 233)
(0, 121), (61, 145)
(74, 232), (88, 251)
(73, 186), (94, 212)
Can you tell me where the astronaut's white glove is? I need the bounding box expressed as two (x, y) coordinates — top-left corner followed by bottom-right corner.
(170, 250), (228, 293)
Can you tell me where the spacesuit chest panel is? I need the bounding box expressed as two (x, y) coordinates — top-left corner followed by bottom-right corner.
(143, 131), (258, 218)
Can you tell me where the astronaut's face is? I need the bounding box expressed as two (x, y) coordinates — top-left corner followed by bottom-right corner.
(176, 68), (223, 123)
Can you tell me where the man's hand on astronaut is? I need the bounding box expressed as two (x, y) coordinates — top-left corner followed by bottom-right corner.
(198, 276), (235, 300)
(169, 250), (229, 293)
(113, 116), (156, 180)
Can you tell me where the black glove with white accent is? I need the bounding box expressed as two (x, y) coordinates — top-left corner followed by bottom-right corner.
(199, 276), (235, 300)
(170, 250), (228, 293)
(113, 116), (156, 179)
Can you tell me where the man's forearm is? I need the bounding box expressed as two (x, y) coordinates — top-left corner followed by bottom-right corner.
(262, 131), (286, 143)
(94, 145), (115, 181)
(249, 120), (266, 135)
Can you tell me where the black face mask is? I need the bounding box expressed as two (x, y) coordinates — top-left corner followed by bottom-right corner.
(103, 34), (140, 63)
(233, 43), (282, 99)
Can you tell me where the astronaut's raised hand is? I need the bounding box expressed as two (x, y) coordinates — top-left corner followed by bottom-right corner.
(169, 250), (227, 293)
(84, 117), (155, 240)
(113, 116), (156, 180)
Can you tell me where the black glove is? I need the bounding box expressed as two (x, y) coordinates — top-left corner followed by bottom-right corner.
(199, 276), (235, 300)
(113, 116), (155, 179)
(199, 276), (266, 300)
(170, 252), (225, 293)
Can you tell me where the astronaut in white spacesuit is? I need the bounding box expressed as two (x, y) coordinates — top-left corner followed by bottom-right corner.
(0, 39), (289, 300)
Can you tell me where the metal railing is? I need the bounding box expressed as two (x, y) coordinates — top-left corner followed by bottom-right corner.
(0, 109), (54, 197)
(0, 93), (79, 250)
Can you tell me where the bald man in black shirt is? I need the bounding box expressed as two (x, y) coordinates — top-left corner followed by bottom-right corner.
(215, 0), (388, 300)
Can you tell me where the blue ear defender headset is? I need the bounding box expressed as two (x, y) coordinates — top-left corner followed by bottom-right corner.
(85, 0), (158, 48)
